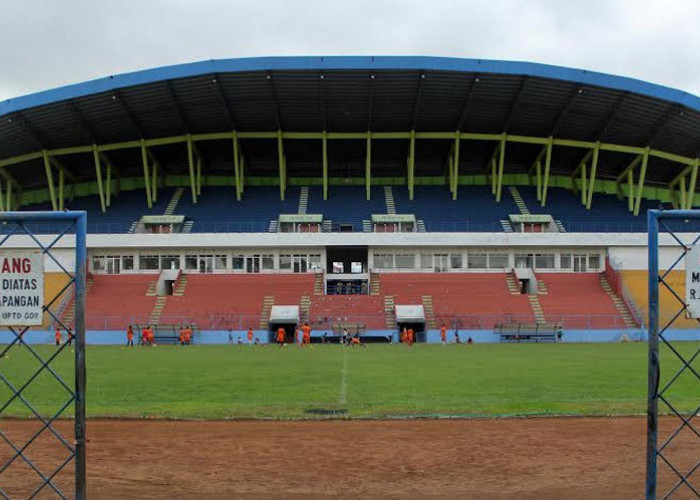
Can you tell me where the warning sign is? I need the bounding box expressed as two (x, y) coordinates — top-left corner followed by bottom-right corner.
(0, 251), (44, 326)
(686, 246), (700, 318)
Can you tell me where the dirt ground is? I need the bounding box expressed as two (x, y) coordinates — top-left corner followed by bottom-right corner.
(1, 416), (697, 499)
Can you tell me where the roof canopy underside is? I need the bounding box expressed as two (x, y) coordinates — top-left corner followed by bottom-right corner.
(0, 57), (698, 190)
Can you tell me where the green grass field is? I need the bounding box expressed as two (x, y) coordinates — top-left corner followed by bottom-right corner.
(1, 342), (698, 419)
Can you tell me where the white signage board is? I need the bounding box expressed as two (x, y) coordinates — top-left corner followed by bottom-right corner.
(269, 305), (299, 322)
(686, 245), (700, 318)
(395, 305), (425, 322)
(0, 250), (44, 326)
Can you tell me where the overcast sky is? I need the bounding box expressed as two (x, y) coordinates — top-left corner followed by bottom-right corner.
(0, 0), (698, 101)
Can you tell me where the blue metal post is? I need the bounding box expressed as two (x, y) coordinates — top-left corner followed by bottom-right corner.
(74, 211), (87, 499)
(646, 209), (660, 500)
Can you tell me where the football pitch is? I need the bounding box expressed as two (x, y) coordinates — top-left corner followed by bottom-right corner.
(1, 342), (697, 419)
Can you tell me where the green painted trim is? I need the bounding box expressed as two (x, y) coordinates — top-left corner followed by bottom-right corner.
(452, 135), (460, 200)
(585, 142), (600, 209)
(92, 145), (106, 213)
(141, 141), (153, 208)
(633, 147), (650, 215)
(232, 133), (241, 201)
(186, 135), (197, 204)
(495, 134), (506, 202)
(540, 137), (554, 206)
(42, 151), (57, 211)
(688, 159), (699, 209)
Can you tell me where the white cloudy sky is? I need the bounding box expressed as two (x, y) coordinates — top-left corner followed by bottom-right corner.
(0, 0), (698, 101)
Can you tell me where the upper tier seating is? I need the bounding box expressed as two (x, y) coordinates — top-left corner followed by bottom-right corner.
(537, 273), (630, 329)
(305, 186), (386, 232)
(85, 274), (158, 330)
(621, 270), (697, 328)
(379, 273), (534, 328)
(393, 185), (519, 232)
(177, 186), (298, 232)
(44, 272), (71, 327)
(308, 295), (386, 330)
(159, 273), (314, 329)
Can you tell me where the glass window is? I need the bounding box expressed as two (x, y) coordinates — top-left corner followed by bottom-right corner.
(560, 254), (571, 269)
(161, 255), (180, 270)
(450, 254), (463, 269)
(309, 254), (322, 270)
(280, 254), (292, 270)
(351, 262), (363, 273)
(262, 255), (274, 270)
(535, 254), (555, 269)
(139, 255), (159, 270)
(185, 255), (198, 270)
(122, 255), (134, 271)
(333, 262), (344, 273)
(395, 254), (415, 269)
(232, 255), (244, 270)
(420, 254), (433, 269)
(92, 256), (105, 272)
(515, 254), (533, 268)
(467, 253), (487, 269)
(589, 254), (601, 269)
(374, 254), (393, 269)
(489, 254), (508, 269)
(215, 255), (227, 270)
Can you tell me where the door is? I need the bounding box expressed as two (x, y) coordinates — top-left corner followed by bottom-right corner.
(199, 256), (214, 273)
(293, 255), (308, 273)
(434, 254), (448, 272)
(573, 254), (587, 272)
(105, 256), (120, 275)
(246, 255), (261, 273)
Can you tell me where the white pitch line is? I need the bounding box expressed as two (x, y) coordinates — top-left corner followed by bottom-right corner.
(339, 347), (349, 405)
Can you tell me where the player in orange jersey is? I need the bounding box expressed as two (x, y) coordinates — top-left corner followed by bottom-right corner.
(126, 325), (134, 347)
(301, 322), (311, 347)
(54, 327), (61, 346)
(247, 327), (254, 344)
(440, 323), (447, 345)
(276, 326), (286, 346)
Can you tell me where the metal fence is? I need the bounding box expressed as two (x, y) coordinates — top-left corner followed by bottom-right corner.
(646, 209), (700, 499)
(0, 211), (86, 499)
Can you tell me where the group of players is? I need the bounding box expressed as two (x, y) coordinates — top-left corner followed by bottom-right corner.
(124, 324), (193, 347)
(276, 322), (313, 346)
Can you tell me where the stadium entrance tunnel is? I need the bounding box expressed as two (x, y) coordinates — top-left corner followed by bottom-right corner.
(396, 321), (426, 343)
(268, 322), (297, 344)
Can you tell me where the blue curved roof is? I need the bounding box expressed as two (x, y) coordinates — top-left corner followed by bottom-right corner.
(1, 56), (699, 117)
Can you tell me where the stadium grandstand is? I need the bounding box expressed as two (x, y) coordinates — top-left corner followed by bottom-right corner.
(1, 55), (699, 344)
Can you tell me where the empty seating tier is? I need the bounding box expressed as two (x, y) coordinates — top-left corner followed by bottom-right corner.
(309, 295), (386, 330)
(621, 270), (697, 328)
(85, 274), (159, 330)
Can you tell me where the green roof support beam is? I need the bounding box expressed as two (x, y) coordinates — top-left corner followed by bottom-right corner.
(686, 159), (699, 209)
(186, 135), (197, 205)
(408, 130), (416, 200)
(232, 131), (242, 201)
(6, 179), (13, 211)
(585, 142), (600, 209)
(365, 131), (371, 200)
(92, 145), (106, 213)
(0, 180), (4, 211)
(322, 130), (328, 200)
(277, 130), (285, 201)
(42, 150), (58, 211)
(58, 168), (64, 211)
(141, 140), (154, 208)
(536, 160), (542, 201)
(679, 176), (687, 209)
(633, 146), (650, 216)
(105, 161), (112, 208)
(495, 133), (506, 202)
(452, 132), (460, 200)
(540, 136), (554, 207)
(580, 163), (587, 204)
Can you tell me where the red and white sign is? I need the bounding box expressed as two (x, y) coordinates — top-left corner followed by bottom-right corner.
(0, 251), (44, 326)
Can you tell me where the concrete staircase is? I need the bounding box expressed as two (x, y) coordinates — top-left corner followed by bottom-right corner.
(128, 221), (138, 234)
(555, 220), (567, 233)
(416, 220), (426, 232)
(509, 186), (530, 215)
(362, 220), (372, 232)
(148, 296), (167, 325)
(172, 273), (188, 296)
(181, 220), (194, 233)
(599, 275), (637, 327)
(313, 273), (324, 295)
(505, 273), (521, 295)
(500, 219), (514, 232)
(422, 295), (437, 329)
(528, 295), (546, 324)
(300, 294), (311, 322)
(259, 295), (275, 330)
(384, 295), (396, 329)
(298, 186), (309, 214)
(164, 187), (185, 215)
(384, 186), (396, 214)
(322, 220), (332, 232)
(145, 281), (157, 297)
(370, 272), (381, 295)
(268, 219), (278, 232)
(537, 280), (549, 295)
(62, 274), (94, 326)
